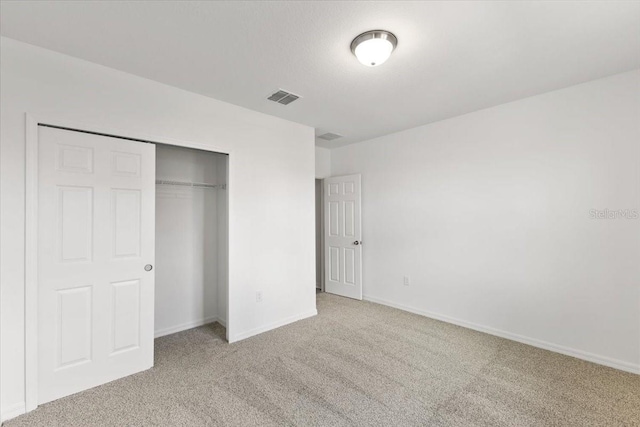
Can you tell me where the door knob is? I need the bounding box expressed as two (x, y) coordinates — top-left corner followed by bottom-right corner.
(144, 264), (153, 271)
(353, 241), (362, 245)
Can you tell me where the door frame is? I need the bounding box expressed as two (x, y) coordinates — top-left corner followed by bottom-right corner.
(24, 113), (231, 412)
(316, 179), (325, 292)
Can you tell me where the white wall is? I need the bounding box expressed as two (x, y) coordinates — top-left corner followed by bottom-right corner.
(154, 145), (227, 337)
(0, 37), (316, 418)
(331, 70), (640, 373)
(315, 146), (331, 178)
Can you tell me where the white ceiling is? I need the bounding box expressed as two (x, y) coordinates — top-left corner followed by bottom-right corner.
(2, 1), (639, 148)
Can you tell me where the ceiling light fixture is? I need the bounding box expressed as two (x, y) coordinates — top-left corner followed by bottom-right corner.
(351, 30), (398, 67)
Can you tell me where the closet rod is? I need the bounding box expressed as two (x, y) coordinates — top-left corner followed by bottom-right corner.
(155, 179), (225, 189)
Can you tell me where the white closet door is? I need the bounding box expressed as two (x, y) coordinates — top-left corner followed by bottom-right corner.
(324, 174), (363, 300)
(37, 126), (156, 404)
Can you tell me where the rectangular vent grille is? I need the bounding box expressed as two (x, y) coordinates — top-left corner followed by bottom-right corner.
(318, 132), (343, 141)
(267, 89), (300, 105)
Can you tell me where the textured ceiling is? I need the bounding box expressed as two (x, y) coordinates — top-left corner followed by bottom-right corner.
(1, 1), (639, 148)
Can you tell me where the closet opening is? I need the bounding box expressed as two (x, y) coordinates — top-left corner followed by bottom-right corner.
(154, 144), (229, 342)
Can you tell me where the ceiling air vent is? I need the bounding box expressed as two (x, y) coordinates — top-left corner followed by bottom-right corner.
(267, 89), (300, 105)
(318, 132), (343, 141)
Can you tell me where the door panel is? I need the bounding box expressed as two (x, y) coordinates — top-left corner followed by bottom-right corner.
(38, 126), (155, 405)
(58, 186), (93, 262)
(112, 189), (142, 258)
(56, 144), (94, 173)
(344, 201), (355, 237)
(56, 286), (92, 369)
(111, 279), (141, 354)
(344, 248), (356, 285)
(324, 174), (362, 300)
(328, 201), (339, 236)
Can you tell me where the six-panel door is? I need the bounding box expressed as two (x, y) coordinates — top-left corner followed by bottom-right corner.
(37, 126), (155, 404)
(324, 174), (362, 300)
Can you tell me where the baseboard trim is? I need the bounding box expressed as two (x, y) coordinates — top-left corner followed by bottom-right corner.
(1, 402), (26, 423)
(229, 309), (318, 343)
(363, 295), (639, 375)
(154, 316), (221, 339)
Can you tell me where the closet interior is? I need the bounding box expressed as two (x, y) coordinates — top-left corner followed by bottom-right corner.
(154, 144), (228, 340)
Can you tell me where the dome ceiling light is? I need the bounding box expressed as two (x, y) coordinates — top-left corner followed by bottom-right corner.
(350, 30), (398, 67)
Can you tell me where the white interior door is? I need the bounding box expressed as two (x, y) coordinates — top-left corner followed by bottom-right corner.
(324, 174), (362, 300)
(37, 126), (156, 404)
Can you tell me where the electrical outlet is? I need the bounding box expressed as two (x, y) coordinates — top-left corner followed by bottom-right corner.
(256, 291), (263, 302)
(403, 276), (410, 286)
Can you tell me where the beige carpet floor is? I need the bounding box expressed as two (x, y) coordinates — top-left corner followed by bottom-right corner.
(7, 293), (639, 426)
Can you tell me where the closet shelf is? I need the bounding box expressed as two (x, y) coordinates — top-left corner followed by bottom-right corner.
(155, 179), (226, 189)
